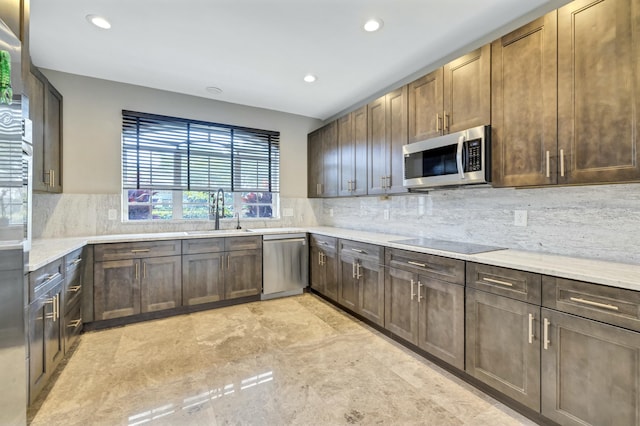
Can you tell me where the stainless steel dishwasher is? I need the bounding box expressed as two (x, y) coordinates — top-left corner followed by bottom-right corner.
(261, 233), (308, 300)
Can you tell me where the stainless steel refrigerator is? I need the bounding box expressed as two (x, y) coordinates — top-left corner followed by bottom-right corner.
(0, 16), (27, 426)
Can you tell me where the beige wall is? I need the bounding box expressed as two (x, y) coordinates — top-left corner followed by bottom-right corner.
(41, 70), (321, 197)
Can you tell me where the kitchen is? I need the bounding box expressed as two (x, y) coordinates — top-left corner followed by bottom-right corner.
(1, 0), (640, 424)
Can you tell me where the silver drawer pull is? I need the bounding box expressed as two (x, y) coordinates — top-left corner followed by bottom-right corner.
(68, 285), (82, 293)
(351, 248), (365, 254)
(67, 319), (82, 329)
(407, 261), (427, 268)
(410, 279), (415, 300)
(543, 318), (550, 350)
(72, 258), (82, 265)
(528, 313), (535, 344)
(482, 277), (513, 287)
(43, 272), (61, 285)
(569, 297), (619, 311)
(131, 249), (151, 253)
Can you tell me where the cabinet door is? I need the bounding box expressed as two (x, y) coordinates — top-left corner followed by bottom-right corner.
(558, 0), (640, 184)
(337, 113), (354, 196)
(541, 309), (640, 426)
(367, 95), (388, 195)
(338, 255), (358, 311)
(321, 121), (338, 197)
(323, 248), (339, 302)
(417, 277), (464, 370)
(386, 86), (408, 194)
(28, 70), (47, 192)
(385, 267), (418, 344)
(444, 44), (490, 134)
(358, 257), (385, 326)
(310, 246), (326, 294)
(44, 84), (62, 193)
(225, 249), (262, 299)
(307, 128), (322, 197)
(465, 289), (540, 411)
(352, 106), (368, 196)
(183, 253), (224, 305)
(94, 259), (140, 320)
(140, 255), (182, 313)
(28, 295), (48, 403)
(491, 12), (558, 187)
(408, 68), (443, 142)
(46, 286), (64, 370)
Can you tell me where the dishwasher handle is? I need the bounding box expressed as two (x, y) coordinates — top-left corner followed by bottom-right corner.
(264, 238), (306, 245)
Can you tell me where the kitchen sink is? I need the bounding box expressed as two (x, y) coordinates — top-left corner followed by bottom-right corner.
(184, 229), (254, 236)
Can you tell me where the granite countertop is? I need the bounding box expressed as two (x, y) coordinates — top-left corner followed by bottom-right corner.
(29, 226), (640, 292)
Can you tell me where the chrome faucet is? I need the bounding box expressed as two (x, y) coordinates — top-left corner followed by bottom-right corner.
(211, 188), (225, 230)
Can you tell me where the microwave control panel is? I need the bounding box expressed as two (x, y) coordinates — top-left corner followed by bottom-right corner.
(465, 139), (482, 172)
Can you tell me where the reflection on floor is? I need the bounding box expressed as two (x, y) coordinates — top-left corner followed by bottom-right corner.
(30, 294), (536, 425)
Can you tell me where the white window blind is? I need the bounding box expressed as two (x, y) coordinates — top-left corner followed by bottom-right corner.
(122, 110), (280, 192)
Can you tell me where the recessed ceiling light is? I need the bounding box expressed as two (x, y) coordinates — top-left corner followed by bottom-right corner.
(363, 18), (383, 32)
(206, 86), (223, 95)
(86, 14), (111, 30)
(303, 74), (317, 83)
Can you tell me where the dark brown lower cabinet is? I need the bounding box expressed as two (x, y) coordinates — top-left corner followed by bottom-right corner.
(310, 243), (338, 301)
(182, 252), (224, 305)
(465, 288), (541, 411)
(541, 308), (640, 426)
(28, 283), (63, 403)
(337, 241), (384, 326)
(225, 249), (262, 299)
(94, 255), (181, 320)
(386, 266), (464, 370)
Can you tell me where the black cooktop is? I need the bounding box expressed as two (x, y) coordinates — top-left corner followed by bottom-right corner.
(391, 238), (506, 255)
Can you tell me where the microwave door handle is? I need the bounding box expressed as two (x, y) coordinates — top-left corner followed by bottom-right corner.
(456, 134), (465, 179)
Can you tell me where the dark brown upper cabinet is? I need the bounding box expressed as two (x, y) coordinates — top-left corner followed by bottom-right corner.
(408, 44), (490, 143)
(337, 106), (367, 196)
(367, 87), (408, 195)
(307, 121), (338, 198)
(557, 0), (640, 184)
(491, 12), (558, 187)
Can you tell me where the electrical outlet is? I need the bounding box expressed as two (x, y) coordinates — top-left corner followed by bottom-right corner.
(108, 209), (118, 221)
(329, 208), (334, 217)
(383, 209), (390, 220)
(282, 208), (294, 217)
(514, 210), (528, 227)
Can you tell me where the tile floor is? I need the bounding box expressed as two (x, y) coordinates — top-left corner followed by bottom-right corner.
(29, 294), (537, 425)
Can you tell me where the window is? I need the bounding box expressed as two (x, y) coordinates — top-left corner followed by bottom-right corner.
(122, 111), (280, 221)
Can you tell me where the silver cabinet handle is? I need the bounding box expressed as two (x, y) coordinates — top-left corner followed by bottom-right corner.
(227, 255), (230, 269)
(67, 319), (82, 329)
(569, 297), (619, 311)
(143, 262), (147, 279)
(318, 251), (323, 266)
(380, 176), (385, 189)
(56, 295), (61, 320)
(560, 148), (565, 177)
(543, 318), (550, 350)
(528, 313), (534, 344)
(45, 297), (56, 320)
(356, 263), (362, 279)
(386, 176), (391, 188)
(482, 277), (513, 287)
(135, 263), (139, 280)
(436, 113), (441, 133)
(444, 111), (450, 132)
(418, 281), (423, 302)
(68, 285), (81, 293)
(410, 279), (415, 301)
(408, 261), (427, 268)
(316, 183), (322, 195)
(131, 249), (151, 253)
(42, 272), (62, 286)
(545, 151), (550, 178)
(351, 248), (365, 254)
(352, 261), (356, 279)
(72, 258), (82, 266)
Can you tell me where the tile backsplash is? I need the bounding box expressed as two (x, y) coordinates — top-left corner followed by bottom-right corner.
(318, 184), (640, 264)
(34, 184), (639, 264)
(33, 194), (320, 237)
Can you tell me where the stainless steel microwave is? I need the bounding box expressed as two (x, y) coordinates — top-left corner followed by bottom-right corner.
(402, 125), (491, 189)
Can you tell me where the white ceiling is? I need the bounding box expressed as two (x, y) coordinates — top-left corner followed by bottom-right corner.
(30, 0), (566, 120)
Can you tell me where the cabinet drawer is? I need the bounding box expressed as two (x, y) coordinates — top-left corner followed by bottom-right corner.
(182, 238), (225, 255)
(310, 234), (337, 251)
(467, 263), (541, 304)
(64, 266), (82, 311)
(542, 276), (640, 333)
(65, 248), (84, 271)
(386, 248), (465, 285)
(225, 236), (262, 251)
(63, 299), (82, 352)
(94, 240), (181, 261)
(339, 239), (383, 263)
(29, 258), (64, 302)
